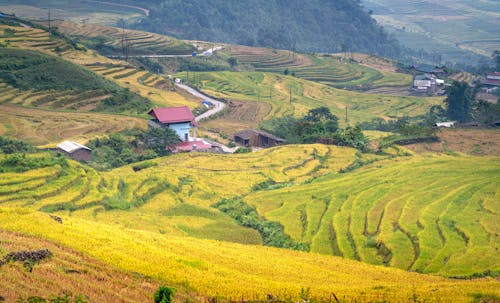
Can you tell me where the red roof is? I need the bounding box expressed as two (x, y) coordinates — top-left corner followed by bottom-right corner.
(168, 140), (212, 153)
(148, 106), (195, 124)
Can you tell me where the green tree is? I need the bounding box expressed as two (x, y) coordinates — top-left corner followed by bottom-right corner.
(493, 50), (500, 71)
(139, 127), (180, 156)
(444, 81), (477, 123)
(153, 286), (175, 303)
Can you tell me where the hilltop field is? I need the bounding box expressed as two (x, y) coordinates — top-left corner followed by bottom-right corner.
(0, 13), (498, 303)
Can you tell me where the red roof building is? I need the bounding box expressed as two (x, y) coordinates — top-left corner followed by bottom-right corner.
(148, 106), (197, 125)
(148, 106), (197, 141)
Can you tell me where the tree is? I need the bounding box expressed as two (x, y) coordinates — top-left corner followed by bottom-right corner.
(444, 81), (477, 123)
(139, 127), (180, 156)
(493, 50), (500, 71)
(304, 106), (336, 123)
(154, 286), (175, 303)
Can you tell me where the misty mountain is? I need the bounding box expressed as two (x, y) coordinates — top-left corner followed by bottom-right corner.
(132, 0), (401, 57)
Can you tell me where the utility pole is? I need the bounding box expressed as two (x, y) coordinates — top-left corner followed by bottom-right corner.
(48, 8), (51, 33)
(345, 105), (348, 124)
(289, 87), (292, 104)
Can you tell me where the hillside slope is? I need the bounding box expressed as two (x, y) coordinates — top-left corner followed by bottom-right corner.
(133, 0), (401, 57)
(0, 209), (498, 302)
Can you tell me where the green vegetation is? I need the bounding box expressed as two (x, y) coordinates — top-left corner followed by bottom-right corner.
(0, 153), (67, 173)
(261, 107), (369, 150)
(134, 0), (401, 57)
(87, 128), (180, 170)
(213, 197), (310, 251)
(153, 286), (175, 303)
(0, 48), (151, 114)
(444, 81), (477, 123)
(0, 136), (33, 154)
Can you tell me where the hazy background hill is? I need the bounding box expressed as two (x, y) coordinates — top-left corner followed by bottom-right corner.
(133, 0), (401, 58)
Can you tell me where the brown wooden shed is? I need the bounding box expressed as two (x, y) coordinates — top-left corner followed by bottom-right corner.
(234, 129), (285, 147)
(56, 141), (92, 162)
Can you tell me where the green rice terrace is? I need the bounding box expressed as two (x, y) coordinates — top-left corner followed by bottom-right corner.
(244, 155), (500, 277)
(224, 46), (412, 90)
(180, 71), (441, 126)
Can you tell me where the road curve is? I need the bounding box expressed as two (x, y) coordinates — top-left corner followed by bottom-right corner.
(175, 83), (226, 122)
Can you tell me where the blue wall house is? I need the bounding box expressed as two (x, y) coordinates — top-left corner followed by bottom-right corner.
(148, 106), (197, 141)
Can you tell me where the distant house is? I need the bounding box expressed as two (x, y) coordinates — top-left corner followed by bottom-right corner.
(148, 106), (197, 141)
(56, 141), (92, 162)
(481, 72), (500, 89)
(413, 74), (438, 93)
(234, 129), (285, 148)
(434, 121), (456, 128)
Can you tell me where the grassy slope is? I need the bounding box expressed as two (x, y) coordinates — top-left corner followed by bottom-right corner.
(244, 155), (500, 277)
(0, 230), (160, 302)
(0, 209), (498, 302)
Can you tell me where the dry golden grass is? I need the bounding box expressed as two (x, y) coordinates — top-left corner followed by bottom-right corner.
(0, 230), (160, 302)
(0, 104), (146, 146)
(405, 128), (500, 156)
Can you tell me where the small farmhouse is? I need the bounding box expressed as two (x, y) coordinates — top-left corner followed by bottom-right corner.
(413, 74), (437, 93)
(148, 106), (197, 141)
(56, 141), (92, 162)
(481, 72), (500, 90)
(434, 121), (456, 128)
(234, 129), (285, 148)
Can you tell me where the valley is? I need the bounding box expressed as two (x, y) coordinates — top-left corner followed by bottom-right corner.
(0, 6), (498, 303)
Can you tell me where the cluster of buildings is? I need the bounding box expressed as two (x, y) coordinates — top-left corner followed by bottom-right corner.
(411, 64), (446, 94)
(57, 105), (285, 161)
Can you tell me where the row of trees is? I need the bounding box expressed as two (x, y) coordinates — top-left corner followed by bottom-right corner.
(261, 107), (369, 150)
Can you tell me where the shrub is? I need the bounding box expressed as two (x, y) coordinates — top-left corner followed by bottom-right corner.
(154, 286), (175, 303)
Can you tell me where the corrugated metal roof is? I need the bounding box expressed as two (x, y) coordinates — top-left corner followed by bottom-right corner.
(57, 141), (91, 153)
(148, 106), (196, 124)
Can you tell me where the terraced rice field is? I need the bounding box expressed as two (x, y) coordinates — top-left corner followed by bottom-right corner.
(52, 20), (195, 55)
(0, 25), (73, 55)
(183, 71), (441, 130)
(245, 155), (500, 277)
(85, 63), (199, 108)
(1, 24), (197, 110)
(449, 72), (479, 85)
(0, 82), (112, 111)
(0, 145), (364, 241)
(226, 46), (411, 89)
(0, 104), (146, 146)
